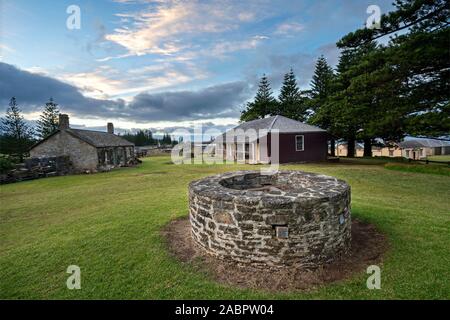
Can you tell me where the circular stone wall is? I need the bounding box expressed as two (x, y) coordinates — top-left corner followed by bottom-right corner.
(188, 170), (351, 269)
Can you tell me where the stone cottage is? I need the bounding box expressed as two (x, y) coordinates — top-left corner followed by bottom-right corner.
(398, 137), (450, 160)
(29, 114), (135, 172)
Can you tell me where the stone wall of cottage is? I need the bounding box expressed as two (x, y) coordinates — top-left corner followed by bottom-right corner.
(30, 131), (98, 172)
(189, 171), (351, 269)
(97, 146), (135, 168)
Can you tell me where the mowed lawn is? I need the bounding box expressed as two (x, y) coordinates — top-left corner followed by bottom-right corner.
(428, 155), (450, 162)
(0, 156), (449, 299)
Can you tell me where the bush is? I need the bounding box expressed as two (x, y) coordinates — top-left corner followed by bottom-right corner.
(385, 162), (450, 176)
(372, 156), (406, 162)
(0, 154), (16, 174)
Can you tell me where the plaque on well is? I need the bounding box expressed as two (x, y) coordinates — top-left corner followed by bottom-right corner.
(276, 226), (289, 239)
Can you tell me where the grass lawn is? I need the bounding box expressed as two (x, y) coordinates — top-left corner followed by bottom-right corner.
(1, 156), (449, 299)
(384, 162), (450, 176)
(427, 155), (450, 162)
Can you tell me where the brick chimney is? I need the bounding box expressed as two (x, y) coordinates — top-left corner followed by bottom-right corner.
(107, 122), (114, 134)
(59, 114), (69, 130)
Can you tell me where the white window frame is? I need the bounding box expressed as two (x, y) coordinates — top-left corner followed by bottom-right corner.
(295, 135), (304, 151)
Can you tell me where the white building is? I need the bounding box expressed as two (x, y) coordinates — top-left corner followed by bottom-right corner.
(398, 137), (450, 160)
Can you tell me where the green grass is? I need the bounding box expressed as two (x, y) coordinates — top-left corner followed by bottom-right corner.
(1, 156), (449, 299)
(338, 156), (406, 165)
(385, 162), (450, 176)
(427, 155), (450, 162)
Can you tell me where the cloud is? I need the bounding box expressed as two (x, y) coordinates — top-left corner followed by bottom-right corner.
(210, 35), (269, 57)
(58, 67), (125, 100)
(0, 43), (15, 61)
(0, 62), (125, 116)
(242, 41), (341, 92)
(266, 49), (339, 90)
(96, 53), (134, 62)
(0, 44), (15, 53)
(24, 66), (50, 76)
(57, 59), (209, 100)
(112, 0), (153, 3)
(274, 22), (305, 35)
(238, 12), (255, 22)
(104, 0), (240, 56)
(0, 62), (249, 123)
(146, 121), (237, 140)
(101, 0), (274, 61)
(316, 43), (341, 68)
(127, 81), (250, 121)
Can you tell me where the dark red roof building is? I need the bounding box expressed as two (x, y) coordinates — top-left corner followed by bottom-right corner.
(215, 115), (329, 164)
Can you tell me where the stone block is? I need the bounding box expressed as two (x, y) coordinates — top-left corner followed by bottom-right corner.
(214, 212), (234, 224)
(266, 214), (289, 225)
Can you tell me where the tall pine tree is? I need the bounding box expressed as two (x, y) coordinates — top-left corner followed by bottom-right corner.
(310, 56), (334, 101)
(162, 133), (172, 145)
(36, 98), (60, 139)
(320, 43), (378, 157)
(240, 74), (277, 122)
(0, 97), (35, 161)
(337, 0), (450, 139)
(308, 56), (336, 155)
(277, 69), (308, 121)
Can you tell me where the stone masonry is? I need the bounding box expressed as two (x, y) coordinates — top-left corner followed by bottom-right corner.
(29, 114), (136, 173)
(30, 130), (99, 172)
(189, 170), (351, 269)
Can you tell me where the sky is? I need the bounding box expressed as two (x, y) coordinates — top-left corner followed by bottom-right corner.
(0, 0), (395, 135)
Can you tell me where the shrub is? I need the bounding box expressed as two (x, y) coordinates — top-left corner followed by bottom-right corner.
(0, 154), (15, 174)
(384, 162), (450, 176)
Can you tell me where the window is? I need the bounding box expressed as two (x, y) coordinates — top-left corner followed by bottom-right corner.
(295, 135), (304, 151)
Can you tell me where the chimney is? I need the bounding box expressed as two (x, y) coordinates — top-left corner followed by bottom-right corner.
(59, 114), (69, 130)
(107, 122), (114, 134)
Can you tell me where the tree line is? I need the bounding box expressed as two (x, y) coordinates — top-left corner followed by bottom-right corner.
(121, 130), (176, 146)
(0, 97), (59, 161)
(241, 0), (449, 157)
(0, 97), (176, 163)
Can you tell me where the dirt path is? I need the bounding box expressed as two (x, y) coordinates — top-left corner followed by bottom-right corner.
(162, 217), (388, 292)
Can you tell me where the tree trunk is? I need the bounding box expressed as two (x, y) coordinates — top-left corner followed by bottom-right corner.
(330, 138), (336, 157)
(347, 138), (356, 157)
(363, 138), (372, 157)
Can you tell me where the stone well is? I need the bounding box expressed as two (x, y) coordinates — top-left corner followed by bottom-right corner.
(188, 170), (351, 269)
